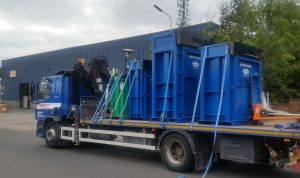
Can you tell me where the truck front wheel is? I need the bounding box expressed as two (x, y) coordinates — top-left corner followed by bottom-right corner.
(44, 121), (66, 148)
(160, 133), (194, 172)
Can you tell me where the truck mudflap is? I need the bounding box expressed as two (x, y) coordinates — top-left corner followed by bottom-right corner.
(194, 151), (211, 171)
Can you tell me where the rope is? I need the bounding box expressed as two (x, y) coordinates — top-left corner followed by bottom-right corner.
(160, 45), (174, 127)
(190, 46), (207, 129)
(202, 45), (229, 178)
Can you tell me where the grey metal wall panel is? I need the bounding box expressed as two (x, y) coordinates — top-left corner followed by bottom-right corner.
(1, 22), (218, 100)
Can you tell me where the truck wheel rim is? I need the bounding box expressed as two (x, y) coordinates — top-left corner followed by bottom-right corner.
(166, 141), (185, 165)
(46, 128), (56, 142)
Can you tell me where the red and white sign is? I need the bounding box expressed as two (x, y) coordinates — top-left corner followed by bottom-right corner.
(36, 103), (61, 109)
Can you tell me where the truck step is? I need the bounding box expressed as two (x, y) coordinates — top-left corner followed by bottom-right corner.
(60, 127), (156, 150)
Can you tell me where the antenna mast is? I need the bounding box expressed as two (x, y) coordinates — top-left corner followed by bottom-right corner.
(176, 0), (191, 27)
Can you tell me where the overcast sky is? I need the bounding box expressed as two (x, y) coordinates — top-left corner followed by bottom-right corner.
(0, 0), (221, 65)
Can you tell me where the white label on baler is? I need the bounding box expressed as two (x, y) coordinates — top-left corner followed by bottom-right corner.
(240, 63), (252, 68)
(189, 55), (201, 60)
(243, 68), (249, 75)
(192, 62), (199, 69)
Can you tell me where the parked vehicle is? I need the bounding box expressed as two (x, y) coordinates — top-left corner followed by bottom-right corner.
(34, 31), (300, 173)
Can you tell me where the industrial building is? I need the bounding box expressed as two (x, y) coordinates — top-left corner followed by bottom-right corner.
(1, 22), (217, 108)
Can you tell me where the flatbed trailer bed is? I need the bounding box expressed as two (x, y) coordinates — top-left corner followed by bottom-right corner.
(80, 119), (300, 139)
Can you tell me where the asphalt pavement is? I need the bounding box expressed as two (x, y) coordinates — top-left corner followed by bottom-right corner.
(0, 110), (299, 178)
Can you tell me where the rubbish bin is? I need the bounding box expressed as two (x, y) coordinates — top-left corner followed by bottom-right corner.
(23, 96), (29, 109)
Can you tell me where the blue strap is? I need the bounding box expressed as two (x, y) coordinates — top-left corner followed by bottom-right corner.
(96, 75), (121, 122)
(161, 45), (174, 126)
(96, 76), (120, 121)
(202, 45), (229, 178)
(190, 46), (207, 129)
(118, 118), (124, 126)
(289, 123), (300, 129)
(275, 123), (300, 130)
(109, 62), (134, 121)
(160, 122), (165, 128)
(92, 76), (113, 122)
(118, 61), (138, 121)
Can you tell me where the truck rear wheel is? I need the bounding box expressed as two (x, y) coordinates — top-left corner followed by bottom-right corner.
(44, 121), (70, 148)
(160, 133), (194, 172)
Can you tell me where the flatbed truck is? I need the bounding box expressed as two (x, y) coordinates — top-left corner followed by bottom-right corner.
(35, 31), (300, 173)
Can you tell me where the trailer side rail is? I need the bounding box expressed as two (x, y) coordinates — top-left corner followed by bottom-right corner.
(80, 119), (300, 139)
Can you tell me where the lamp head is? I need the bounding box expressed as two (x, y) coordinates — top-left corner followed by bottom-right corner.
(153, 5), (163, 12)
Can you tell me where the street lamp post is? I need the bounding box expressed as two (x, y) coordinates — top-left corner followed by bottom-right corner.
(153, 5), (173, 29)
(122, 48), (134, 73)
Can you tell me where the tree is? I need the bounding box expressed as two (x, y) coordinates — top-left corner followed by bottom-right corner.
(213, 0), (300, 102)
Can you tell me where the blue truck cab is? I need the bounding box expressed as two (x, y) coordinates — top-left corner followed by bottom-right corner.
(35, 73), (93, 138)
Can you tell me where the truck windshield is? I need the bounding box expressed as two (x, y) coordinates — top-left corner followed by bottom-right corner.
(38, 79), (52, 100)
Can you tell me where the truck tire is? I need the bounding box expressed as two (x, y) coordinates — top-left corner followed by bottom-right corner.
(44, 121), (70, 148)
(160, 133), (194, 172)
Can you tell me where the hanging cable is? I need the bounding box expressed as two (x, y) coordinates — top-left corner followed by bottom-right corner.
(160, 44), (174, 127)
(202, 45), (229, 178)
(190, 46), (207, 129)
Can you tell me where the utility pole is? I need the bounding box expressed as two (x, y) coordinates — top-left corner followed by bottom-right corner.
(176, 0), (191, 27)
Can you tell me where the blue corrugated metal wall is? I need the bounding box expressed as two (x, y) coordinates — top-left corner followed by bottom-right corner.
(1, 22), (217, 100)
